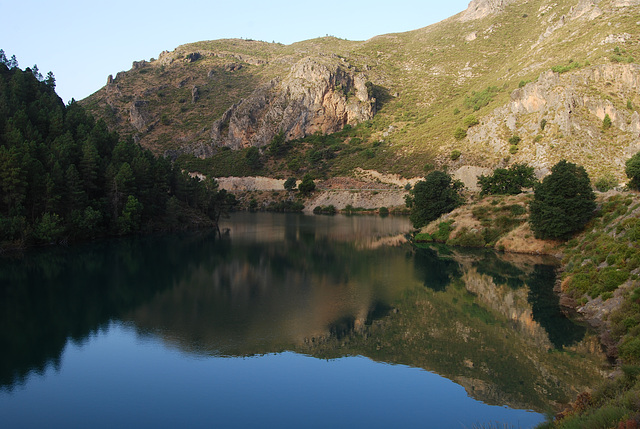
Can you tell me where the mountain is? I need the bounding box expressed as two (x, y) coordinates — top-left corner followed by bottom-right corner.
(82, 0), (640, 183)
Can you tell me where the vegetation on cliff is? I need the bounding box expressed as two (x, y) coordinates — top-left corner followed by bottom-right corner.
(0, 54), (235, 250)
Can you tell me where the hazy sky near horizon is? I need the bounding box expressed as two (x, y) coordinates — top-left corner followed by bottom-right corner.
(2, 0), (470, 103)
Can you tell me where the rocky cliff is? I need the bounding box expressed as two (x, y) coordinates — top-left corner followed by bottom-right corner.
(467, 63), (640, 178)
(193, 57), (374, 155)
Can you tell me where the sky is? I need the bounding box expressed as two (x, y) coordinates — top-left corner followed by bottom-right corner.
(1, 0), (470, 103)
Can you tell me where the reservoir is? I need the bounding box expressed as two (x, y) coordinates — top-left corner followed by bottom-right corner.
(0, 213), (605, 428)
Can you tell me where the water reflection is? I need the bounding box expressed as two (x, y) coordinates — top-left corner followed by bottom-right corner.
(0, 213), (606, 414)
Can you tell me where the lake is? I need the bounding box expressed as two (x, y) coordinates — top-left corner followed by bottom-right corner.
(0, 213), (606, 428)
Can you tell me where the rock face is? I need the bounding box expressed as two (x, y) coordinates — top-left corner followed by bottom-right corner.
(459, 0), (519, 21)
(129, 100), (152, 132)
(197, 57), (375, 153)
(467, 64), (640, 172)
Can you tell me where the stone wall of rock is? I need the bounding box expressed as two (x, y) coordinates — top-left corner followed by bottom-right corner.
(186, 57), (376, 154)
(466, 63), (640, 172)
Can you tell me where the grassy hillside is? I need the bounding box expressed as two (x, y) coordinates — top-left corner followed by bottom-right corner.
(82, 0), (640, 179)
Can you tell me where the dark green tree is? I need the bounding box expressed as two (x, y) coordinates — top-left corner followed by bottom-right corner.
(529, 160), (596, 240)
(246, 146), (261, 170)
(283, 177), (297, 191)
(477, 163), (537, 196)
(406, 170), (464, 228)
(45, 71), (55, 89)
(298, 174), (316, 196)
(625, 151), (640, 191)
(268, 131), (288, 157)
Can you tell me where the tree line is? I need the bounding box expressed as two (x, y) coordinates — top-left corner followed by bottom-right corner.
(408, 155), (640, 241)
(0, 51), (236, 249)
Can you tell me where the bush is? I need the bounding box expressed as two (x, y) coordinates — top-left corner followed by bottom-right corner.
(313, 205), (337, 215)
(248, 198), (258, 211)
(447, 227), (485, 247)
(379, 207), (389, 216)
(594, 174), (618, 192)
(477, 163), (537, 196)
(283, 177), (297, 191)
(529, 160), (596, 240)
(464, 86), (500, 111)
(540, 119), (547, 130)
(508, 135), (521, 145)
(463, 115), (479, 128)
(603, 114), (612, 130)
(414, 232), (432, 242)
(406, 171), (464, 228)
(454, 127), (467, 140)
(509, 145), (518, 154)
(298, 174), (316, 196)
(433, 220), (455, 242)
(450, 150), (461, 161)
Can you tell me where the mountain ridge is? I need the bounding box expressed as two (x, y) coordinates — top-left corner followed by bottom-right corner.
(82, 0), (640, 183)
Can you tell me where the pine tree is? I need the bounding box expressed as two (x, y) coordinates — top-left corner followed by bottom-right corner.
(406, 170), (464, 228)
(529, 160), (595, 240)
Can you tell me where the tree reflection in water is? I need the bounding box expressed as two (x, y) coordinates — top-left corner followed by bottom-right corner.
(0, 213), (605, 414)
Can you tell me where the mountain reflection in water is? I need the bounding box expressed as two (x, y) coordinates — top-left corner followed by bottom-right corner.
(0, 213), (606, 415)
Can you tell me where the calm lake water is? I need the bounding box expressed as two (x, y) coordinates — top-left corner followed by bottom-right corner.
(0, 213), (606, 428)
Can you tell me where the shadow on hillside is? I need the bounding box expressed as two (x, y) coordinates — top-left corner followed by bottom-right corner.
(367, 83), (392, 112)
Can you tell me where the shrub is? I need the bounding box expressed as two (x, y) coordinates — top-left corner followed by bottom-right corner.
(463, 115), (479, 128)
(447, 227), (485, 247)
(414, 232), (432, 242)
(464, 86), (500, 111)
(379, 207), (389, 216)
(298, 174), (316, 196)
(508, 135), (521, 145)
(540, 119), (547, 130)
(283, 177), (297, 191)
(529, 160), (596, 240)
(433, 220), (455, 242)
(248, 198), (258, 211)
(603, 114), (612, 130)
(450, 150), (461, 161)
(454, 127), (467, 140)
(509, 145), (518, 154)
(594, 174), (618, 192)
(551, 61), (582, 73)
(477, 163), (537, 196)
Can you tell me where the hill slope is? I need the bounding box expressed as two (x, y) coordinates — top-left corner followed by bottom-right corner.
(82, 0), (640, 182)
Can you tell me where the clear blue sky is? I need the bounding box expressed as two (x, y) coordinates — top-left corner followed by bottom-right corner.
(1, 0), (470, 103)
